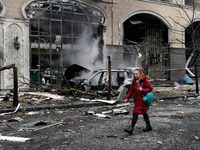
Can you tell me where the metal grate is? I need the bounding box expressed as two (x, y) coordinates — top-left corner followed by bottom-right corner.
(26, 0), (105, 85)
(146, 23), (169, 79)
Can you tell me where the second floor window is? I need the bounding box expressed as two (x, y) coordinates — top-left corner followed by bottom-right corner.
(185, 0), (200, 6)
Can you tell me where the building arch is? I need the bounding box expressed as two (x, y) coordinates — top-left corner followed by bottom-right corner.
(119, 9), (172, 79)
(119, 9), (172, 46)
(184, 19), (200, 76)
(183, 18), (200, 48)
(0, 0), (7, 17)
(21, 0), (108, 26)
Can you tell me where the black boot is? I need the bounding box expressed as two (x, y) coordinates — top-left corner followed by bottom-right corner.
(124, 115), (138, 135)
(143, 114), (152, 132)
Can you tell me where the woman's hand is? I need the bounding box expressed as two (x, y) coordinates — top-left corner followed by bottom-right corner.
(139, 87), (142, 91)
(124, 99), (128, 103)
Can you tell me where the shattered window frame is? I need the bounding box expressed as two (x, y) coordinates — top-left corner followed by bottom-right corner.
(25, 0), (105, 86)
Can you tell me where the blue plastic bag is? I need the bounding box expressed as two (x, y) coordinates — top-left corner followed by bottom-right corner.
(181, 74), (194, 84)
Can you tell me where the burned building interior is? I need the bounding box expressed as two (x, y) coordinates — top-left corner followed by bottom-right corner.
(123, 13), (169, 78)
(24, 0), (173, 95)
(185, 21), (200, 76)
(25, 0), (105, 86)
(185, 21), (200, 49)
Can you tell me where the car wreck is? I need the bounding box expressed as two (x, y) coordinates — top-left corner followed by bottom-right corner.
(81, 68), (137, 95)
(62, 64), (137, 97)
(61, 64), (91, 93)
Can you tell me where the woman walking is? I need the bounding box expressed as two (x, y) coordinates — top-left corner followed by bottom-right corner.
(124, 68), (153, 135)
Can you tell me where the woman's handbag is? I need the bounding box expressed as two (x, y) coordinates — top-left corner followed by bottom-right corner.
(141, 82), (154, 106)
(143, 92), (154, 106)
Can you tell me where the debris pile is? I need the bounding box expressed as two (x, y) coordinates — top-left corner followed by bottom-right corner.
(85, 103), (131, 118)
(153, 82), (198, 99)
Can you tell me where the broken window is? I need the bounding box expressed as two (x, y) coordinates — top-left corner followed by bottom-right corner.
(123, 13), (169, 78)
(185, 21), (200, 49)
(25, 0), (105, 85)
(185, 21), (200, 75)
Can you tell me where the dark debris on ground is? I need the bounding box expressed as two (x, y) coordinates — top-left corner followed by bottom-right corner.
(0, 79), (199, 113)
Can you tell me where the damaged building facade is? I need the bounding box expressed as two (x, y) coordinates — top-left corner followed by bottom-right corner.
(0, 0), (199, 90)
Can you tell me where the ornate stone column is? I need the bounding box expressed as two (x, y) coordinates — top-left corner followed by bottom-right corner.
(1, 18), (30, 90)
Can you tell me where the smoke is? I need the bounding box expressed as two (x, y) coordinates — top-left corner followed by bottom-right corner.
(72, 27), (100, 68)
(62, 26), (104, 78)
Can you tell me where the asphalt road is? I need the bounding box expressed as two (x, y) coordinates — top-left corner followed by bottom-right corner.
(0, 94), (200, 150)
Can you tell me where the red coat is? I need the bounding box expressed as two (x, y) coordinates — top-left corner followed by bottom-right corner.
(125, 75), (153, 115)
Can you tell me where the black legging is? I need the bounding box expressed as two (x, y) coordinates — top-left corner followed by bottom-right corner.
(132, 114), (150, 123)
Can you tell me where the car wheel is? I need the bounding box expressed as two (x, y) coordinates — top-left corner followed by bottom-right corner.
(80, 85), (89, 92)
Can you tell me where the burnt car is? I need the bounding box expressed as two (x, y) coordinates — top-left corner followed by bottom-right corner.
(81, 68), (137, 95)
(61, 64), (90, 91)
(61, 64), (138, 96)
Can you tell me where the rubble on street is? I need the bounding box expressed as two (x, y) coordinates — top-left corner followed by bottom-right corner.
(0, 81), (200, 149)
(0, 81), (199, 111)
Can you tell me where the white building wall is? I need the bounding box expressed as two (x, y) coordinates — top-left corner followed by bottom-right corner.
(0, 18), (30, 90)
